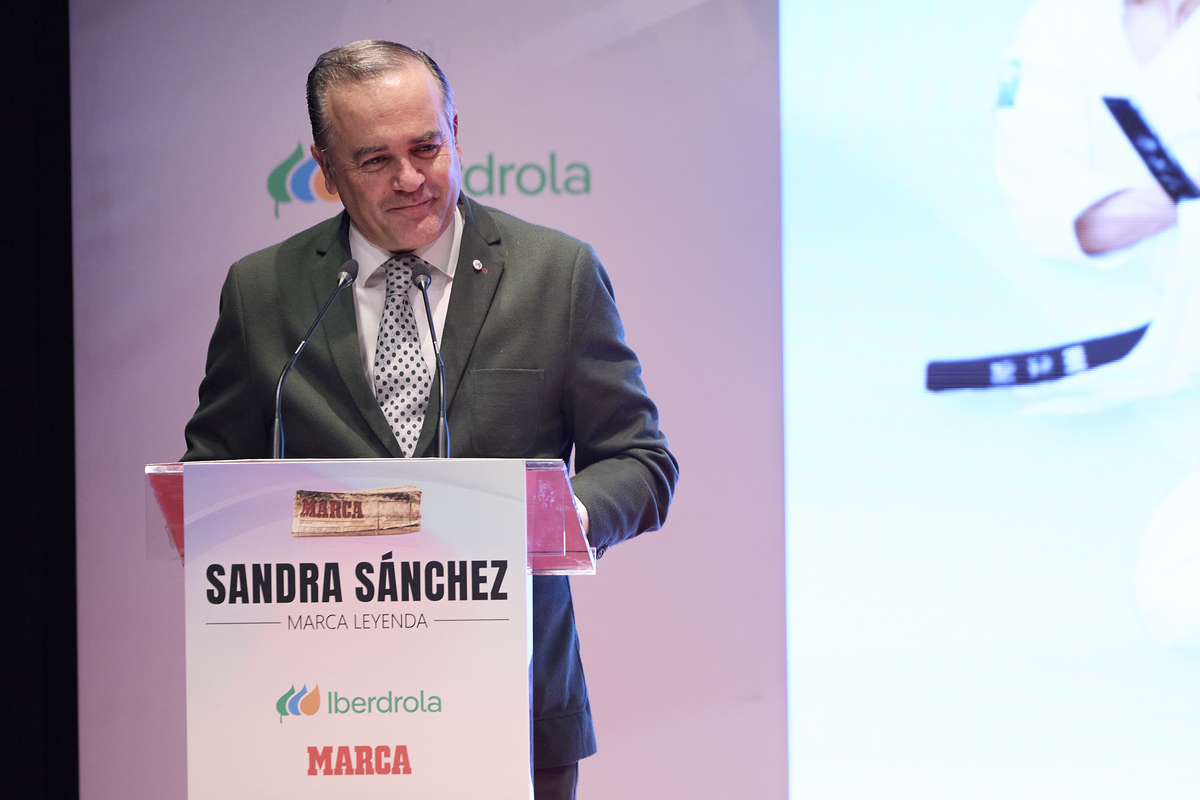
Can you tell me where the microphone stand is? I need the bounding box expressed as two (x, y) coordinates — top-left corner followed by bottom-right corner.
(410, 263), (449, 458)
(272, 260), (359, 459)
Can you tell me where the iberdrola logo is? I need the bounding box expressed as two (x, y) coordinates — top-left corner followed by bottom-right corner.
(276, 683), (321, 722)
(267, 143), (339, 218)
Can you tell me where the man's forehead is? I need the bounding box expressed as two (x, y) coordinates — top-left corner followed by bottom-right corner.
(327, 68), (440, 115)
(326, 72), (450, 138)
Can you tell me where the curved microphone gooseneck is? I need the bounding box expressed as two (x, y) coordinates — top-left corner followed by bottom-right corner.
(272, 259), (359, 459)
(409, 262), (449, 458)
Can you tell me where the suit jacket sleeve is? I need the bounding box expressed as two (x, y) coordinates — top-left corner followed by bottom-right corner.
(183, 264), (273, 461)
(563, 243), (679, 554)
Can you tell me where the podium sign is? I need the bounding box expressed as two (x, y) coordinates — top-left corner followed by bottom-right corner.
(182, 459), (532, 799)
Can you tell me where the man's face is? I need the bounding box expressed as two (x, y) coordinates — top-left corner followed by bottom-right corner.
(312, 68), (462, 253)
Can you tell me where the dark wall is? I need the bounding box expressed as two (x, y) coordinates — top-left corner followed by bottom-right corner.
(0, 1), (78, 798)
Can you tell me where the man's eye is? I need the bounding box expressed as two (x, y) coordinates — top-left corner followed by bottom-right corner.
(414, 144), (439, 156)
(361, 156), (387, 169)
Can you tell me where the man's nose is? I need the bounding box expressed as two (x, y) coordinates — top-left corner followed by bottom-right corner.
(390, 158), (424, 193)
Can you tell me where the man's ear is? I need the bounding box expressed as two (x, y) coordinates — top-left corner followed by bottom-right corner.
(311, 144), (338, 196)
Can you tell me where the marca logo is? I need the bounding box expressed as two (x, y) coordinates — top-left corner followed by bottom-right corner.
(307, 744), (412, 776)
(267, 143), (338, 218)
(276, 683), (320, 722)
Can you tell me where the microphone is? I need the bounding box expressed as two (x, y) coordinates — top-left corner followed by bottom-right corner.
(271, 259), (359, 459)
(409, 262), (449, 458)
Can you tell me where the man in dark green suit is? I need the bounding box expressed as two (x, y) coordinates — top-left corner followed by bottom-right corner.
(183, 40), (677, 799)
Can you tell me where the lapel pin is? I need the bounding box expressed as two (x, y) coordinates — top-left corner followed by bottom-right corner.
(472, 259), (483, 272)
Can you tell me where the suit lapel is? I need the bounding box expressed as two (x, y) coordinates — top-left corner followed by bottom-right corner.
(314, 213), (405, 458)
(440, 197), (505, 413)
(413, 197), (505, 456)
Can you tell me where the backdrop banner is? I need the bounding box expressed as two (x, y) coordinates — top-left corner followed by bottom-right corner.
(72, 2), (785, 798)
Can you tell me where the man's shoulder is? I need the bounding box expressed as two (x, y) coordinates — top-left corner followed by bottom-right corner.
(463, 197), (588, 252)
(232, 212), (349, 274)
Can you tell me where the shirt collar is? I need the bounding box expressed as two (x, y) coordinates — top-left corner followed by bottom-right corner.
(349, 205), (462, 287)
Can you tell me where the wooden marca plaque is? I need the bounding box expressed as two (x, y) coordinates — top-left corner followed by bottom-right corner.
(291, 485), (422, 537)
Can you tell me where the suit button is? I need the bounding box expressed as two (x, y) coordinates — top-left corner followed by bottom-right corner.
(595, 545), (607, 559)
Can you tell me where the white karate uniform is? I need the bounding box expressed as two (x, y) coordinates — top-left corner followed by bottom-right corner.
(992, 0), (1200, 405)
(995, 1), (1200, 645)
(994, 0), (1200, 283)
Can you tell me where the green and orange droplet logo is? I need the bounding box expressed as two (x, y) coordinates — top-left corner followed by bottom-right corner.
(267, 143), (338, 218)
(276, 683), (321, 722)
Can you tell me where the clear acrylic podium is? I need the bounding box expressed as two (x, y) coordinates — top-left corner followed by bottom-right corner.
(161, 457), (554, 799)
(146, 458), (596, 575)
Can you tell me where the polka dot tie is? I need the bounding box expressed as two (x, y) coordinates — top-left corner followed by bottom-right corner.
(373, 255), (432, 457)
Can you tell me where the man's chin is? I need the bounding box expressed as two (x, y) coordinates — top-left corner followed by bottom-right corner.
(374, 217), (444, 253)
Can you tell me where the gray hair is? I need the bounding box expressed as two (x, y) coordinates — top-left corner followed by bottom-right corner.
(306, 40), (455, 153)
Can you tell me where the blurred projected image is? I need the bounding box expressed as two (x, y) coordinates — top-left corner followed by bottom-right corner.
(927, 0), (1200, 416)
(929, 0), (1200, 648)
(785, 1), (1200, 793)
